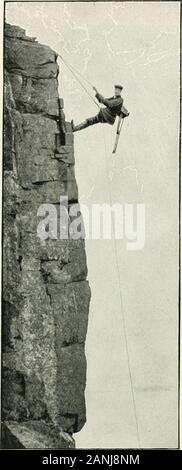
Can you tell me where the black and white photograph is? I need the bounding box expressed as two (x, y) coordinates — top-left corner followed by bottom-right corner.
(0, 0), (181, 461)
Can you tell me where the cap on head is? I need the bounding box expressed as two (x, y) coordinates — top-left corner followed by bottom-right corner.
(115, 84), (123, 90)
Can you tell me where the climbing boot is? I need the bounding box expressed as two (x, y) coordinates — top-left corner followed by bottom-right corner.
(71, 119), (89, 132)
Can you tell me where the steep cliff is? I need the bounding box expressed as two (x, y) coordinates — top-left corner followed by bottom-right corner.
(2, 23), (91, 449)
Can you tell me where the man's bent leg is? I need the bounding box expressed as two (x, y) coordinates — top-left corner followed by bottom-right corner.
(72, 114), (100, 132)
(86, 115), (100, 126)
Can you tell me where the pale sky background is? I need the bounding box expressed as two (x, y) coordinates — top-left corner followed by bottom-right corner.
(5, 1), (180, 448)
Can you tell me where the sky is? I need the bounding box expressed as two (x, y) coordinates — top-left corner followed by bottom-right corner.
(6, 1), (180, 448)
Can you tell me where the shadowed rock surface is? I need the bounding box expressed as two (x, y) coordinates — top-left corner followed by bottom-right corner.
(2, 23), (91, 449)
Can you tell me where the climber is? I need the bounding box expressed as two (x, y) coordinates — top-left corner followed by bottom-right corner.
(71, 85), (129, 132)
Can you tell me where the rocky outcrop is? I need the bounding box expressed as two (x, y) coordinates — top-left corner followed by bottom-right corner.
(2, 23), (91, 449)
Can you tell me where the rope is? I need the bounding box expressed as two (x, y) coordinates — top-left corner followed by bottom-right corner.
(57, 52), (140, 443)
(58, 53), (100, 109)
(59, 53), (93, 88)
(102, 125), (141, 448)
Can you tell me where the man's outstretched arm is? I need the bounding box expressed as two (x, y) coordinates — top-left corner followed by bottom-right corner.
(93, 87), (123, 108)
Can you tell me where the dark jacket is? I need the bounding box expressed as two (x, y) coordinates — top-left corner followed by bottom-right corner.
(96, 92), (123, 124)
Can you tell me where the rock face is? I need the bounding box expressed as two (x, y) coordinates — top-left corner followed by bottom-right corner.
(2, 23), (91, 449)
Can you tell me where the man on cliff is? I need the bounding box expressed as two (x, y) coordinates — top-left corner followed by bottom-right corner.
(71, 85), (128, 132)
